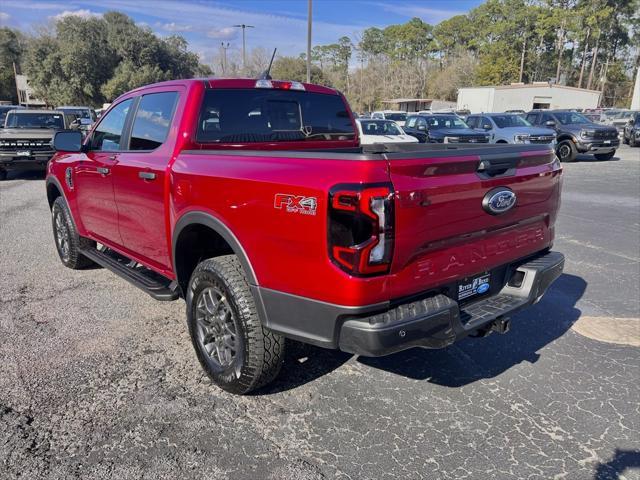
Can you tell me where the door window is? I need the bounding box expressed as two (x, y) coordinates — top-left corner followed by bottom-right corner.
(541, 112), (555, 125)
(90, 99), (133, 151)
(405, 116), (417, 128)
(525, 113), (539, 125)
(129, 92), (179, 150)
(466, 116), (478, 128)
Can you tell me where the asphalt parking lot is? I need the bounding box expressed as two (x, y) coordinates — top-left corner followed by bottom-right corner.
(1, 145), (639, 480)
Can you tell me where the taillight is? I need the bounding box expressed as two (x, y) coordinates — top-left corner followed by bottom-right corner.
(328, 183), (394, 276)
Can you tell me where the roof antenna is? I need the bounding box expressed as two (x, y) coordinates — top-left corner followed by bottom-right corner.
(259, 48), (277, 80)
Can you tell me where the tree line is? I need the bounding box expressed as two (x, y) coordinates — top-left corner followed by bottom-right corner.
(0, 12), (211, 107)
(1, 0), (638, 110)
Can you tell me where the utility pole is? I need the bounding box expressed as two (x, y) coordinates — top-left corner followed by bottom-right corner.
(306, 0), (312, 83)
(220, 42), (230, 74)
(233, 24), (254, 71)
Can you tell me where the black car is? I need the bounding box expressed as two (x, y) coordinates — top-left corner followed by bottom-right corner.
(622, 111), (640, 147)
(525, 109), (619, 162)
(404, 114), (489, 144)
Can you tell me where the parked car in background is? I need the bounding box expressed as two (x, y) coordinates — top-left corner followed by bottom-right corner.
(525, 109), (619, 162)
(505, 109), (526, 115)
(609, 110), (637, 136)
(371, 110), (407, 126)
(57, 106), (97, 134)
(46, 77), (563, 394)
(356, 119), (418, 145)
(0, 109), (72, 180)
(622, 111), (640, 147)
(466, 113), (555, 145)
(0, 105), (25, 127)
(404, 114), (490, 144)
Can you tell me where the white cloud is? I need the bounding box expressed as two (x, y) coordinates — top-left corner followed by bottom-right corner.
(0, 12), (10, 23)
(50, 9), (101, 22)
(386, 5), (464, 23)
(206, 27), (238, 41)
(157, 22), (193, 32)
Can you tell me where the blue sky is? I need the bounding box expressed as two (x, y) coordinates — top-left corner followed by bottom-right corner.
(0, 0), (482, 64)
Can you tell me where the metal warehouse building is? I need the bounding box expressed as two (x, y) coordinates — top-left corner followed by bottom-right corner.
(457, 83), (601, 113)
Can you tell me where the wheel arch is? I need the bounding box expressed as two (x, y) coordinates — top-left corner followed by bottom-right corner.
(172, 211), (259, 294)
(46, 176), (65, 209)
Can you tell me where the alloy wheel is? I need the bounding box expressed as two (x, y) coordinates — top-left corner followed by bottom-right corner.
(195, 286), (239, 369)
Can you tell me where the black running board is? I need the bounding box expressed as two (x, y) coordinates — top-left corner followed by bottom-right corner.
(80, 247), (180, 301)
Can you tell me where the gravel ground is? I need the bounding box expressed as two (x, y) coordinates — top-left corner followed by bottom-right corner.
(1, 145), (639, 480)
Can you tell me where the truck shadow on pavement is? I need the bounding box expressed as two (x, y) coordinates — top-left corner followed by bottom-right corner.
(594, 449), (640, 479)
(2, 170), (46, 181)
(257, 273), (586, 394)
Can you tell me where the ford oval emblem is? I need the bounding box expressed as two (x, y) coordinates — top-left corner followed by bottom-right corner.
(477, 283), (490, 294)
(482, 187), (517, 215)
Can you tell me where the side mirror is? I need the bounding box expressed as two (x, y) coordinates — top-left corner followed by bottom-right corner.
(417, 125), (427, 131)
(53, 130), (83, 152)
(545, 120), (556, 127)
(482, 124), (492, 130)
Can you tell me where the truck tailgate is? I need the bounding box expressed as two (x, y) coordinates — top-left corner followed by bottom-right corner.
(387, 146), (562, 300)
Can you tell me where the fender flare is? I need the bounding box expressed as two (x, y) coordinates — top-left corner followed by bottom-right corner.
(172, 211), (258, 286)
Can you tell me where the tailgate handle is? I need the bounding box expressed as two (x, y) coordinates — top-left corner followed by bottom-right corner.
(477, 154), (518, 178)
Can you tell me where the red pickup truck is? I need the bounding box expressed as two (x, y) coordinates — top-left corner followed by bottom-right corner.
(46, 78), (564, 394)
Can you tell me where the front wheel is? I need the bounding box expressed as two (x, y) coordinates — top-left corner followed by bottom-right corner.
(186, 255), (284, 394)
(594, 151), (616, 161)
(556, 140), (577, 162)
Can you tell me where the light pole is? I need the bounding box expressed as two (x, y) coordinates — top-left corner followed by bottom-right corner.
(220, 42), (230, 74)
(233, 24), (254, 71)
(307, 0), (312, 83)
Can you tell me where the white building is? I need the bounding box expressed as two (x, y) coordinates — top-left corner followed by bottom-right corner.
(457, 83), (601, 113)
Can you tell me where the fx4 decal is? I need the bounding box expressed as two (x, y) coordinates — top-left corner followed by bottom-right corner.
(274, 193), (318, 216)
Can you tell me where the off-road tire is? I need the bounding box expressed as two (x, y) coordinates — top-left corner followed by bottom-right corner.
(556, 140), (577, 162)
(594, 151), (616, 161)
(51, 197), (96, 269)
(186, 255), (284, 394)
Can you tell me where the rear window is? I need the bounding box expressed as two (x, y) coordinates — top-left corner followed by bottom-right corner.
(196, 89), (355, 143)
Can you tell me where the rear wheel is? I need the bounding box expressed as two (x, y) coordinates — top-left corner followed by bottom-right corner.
(186, 255), (284, 394)
(51, 197), (95, 269)
(556, 140), (577, 162)
(594, 151), (616, 161)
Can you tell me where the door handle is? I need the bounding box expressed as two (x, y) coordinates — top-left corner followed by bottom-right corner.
(138, 171), (156, 181)
(97, 167), (110, 175)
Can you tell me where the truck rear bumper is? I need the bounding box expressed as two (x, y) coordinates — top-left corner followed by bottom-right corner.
(256, 250), (564, 356)
(339, 251), (564, 356)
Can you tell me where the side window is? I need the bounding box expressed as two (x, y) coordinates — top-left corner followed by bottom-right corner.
(481, 116), (492, 129)
(417, 117), (427, 129)
(406, 116), (417, 129)
(91, 99), (133, 151)
(466, 116), (478, 128)
(525, 113), (538, 125)
(129, 92), (179, 151)
(541, 113), (554, 124)
(372, 112), (383, 119)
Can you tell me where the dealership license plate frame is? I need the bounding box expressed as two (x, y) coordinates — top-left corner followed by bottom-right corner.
(457, 272), (491, 302)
